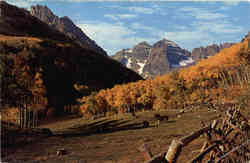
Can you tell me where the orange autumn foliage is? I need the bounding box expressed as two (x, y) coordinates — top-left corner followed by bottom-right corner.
(79, 39), (250, 116)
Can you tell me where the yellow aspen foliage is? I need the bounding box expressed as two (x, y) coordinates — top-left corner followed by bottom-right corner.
(78, 39), (250, 116)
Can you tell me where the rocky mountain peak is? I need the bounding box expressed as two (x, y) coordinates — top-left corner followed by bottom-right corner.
(30, 5), (107, 56)
(153, 39), (179, 49)
(134, 41), (151, 48)
(60, 16), (72, 22)
(191, 43), (234, 62)
(131, 41), (152, 58)
(30, 5), (58, 26)
(112, 39), (193, 78)
(153, 39), (167, 48)
(166, 39), (179, 47)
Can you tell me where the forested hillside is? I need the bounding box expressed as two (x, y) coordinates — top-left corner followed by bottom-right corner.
(79, 38), (250, 117)
(0, 1), (142, 115)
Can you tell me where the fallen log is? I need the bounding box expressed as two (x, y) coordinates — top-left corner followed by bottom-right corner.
(180, 126), (211, 145)
(144, 152), (167, 163)
(215, 139), (250, 163)
(138, 108), (249, 163)
(165, 139), (183, 163)
(189, 143), (219, 163)
(165, 125), (211, 163)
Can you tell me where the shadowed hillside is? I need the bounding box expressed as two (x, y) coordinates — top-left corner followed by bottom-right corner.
(0, 1), (71, 43)
(0, 1), (143, 114)
(30, 5), (108, 56)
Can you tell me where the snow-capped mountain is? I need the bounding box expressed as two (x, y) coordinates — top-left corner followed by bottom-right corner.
(112, 39), (193, 78)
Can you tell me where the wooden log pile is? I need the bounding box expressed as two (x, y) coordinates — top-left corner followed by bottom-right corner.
(139, 108), (250, 163)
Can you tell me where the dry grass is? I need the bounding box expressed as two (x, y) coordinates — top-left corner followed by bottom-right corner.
(0, 34), (42, 42)
(2, 108), (249, 163)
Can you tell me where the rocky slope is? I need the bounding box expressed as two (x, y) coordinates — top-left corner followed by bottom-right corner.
(112, 39), (192, 78)
(191, 43), (234, 62)
(0, 1), (142, 113)
(30, 5), (107, 56)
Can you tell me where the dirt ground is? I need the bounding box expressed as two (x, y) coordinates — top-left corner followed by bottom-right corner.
(2, 108), (250, 163)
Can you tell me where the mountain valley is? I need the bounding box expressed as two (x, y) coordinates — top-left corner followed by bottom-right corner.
(1, 1), (250, 163)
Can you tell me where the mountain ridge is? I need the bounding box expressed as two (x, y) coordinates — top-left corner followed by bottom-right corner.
(0, 1), (72, 43)
(30, 5), (107, 56)
(191, 43), (234, 62)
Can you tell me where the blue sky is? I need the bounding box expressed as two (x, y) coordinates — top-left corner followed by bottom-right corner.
(6, 0), (250, 55)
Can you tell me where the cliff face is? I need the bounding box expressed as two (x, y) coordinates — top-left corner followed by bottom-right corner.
(30, 5), (107, 56)
(112, 39), (192, 78)
(143, 39), (171, 77)
(191, 43), (234, 62)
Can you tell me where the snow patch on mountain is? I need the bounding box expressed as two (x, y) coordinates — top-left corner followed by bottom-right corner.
(179, 57), (194, 66)
(171, 57), (194, 68)
(125, 49), (133, 53)
(126, 58), (132, 68)
(137, 60), (147, 75)
(166, 40), (179, 48)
